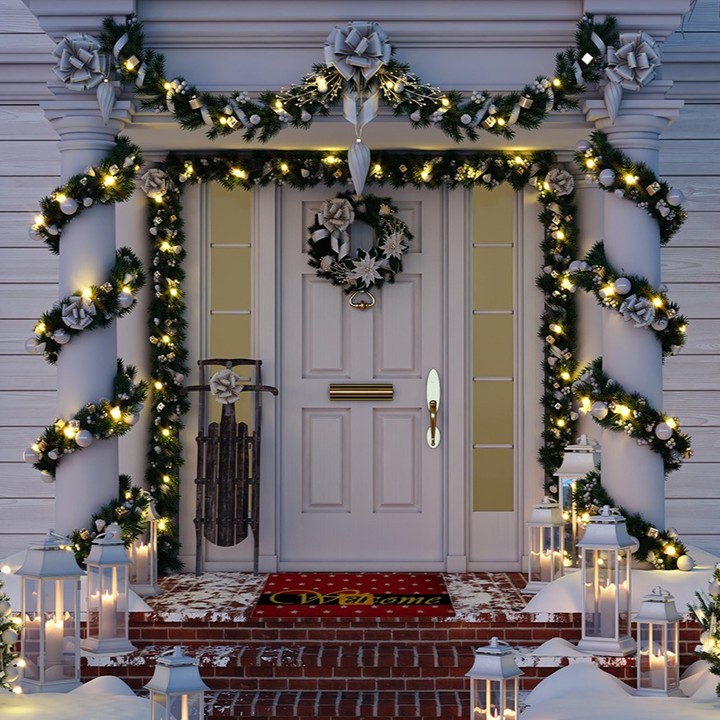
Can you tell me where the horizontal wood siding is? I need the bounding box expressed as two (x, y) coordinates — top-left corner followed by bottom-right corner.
(0, 0), (59, 563)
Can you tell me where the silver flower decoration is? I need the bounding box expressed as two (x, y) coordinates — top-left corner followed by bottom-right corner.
(141, 168), (171, 200)
(209, 368), (245, 404)
(380, 229), (407, 259)
(52, 33), (107, 90)
(319, 256), (335, 273)
(349, 254), (383, 288)
(606, 32), (660, 90)
(544, 168), (575, 196)
(318, 197), (355, 259)
(61, 295), (96, 330)
(324, 21), (391, 81)
(619, 294), (655, 328)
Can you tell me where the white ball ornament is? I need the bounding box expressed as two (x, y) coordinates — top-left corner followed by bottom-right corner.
(22, 447), (39, 464)
(568, 260), (583, 273)
(0, 600), (11, 617)
(613, 277), (631, 295)
(591, 401), (609, 420)
(28, 226), (42, 240)
(598, 168), (616, 187)
(25, 337), (45, 354)
(3, 665), (19, 683)
(708, 579), (720, 597)
(654, 422), (674, 441)
(75, 429), (94, 448)
(83, 197), (94, 207)
(676, 554), (695, 572)
(117, 291), (134, 309)
(47, 449), (59, 460)
(651, 318), (668, 332)
(52, 329), (71, 345)
(40, 471), (55, 483)
(575, 140), (591, 153)
(46, 224), (59, 236)
(59, 197), (78, 215)
(666, 188), (684, 207)
(1, 628), (18, 645)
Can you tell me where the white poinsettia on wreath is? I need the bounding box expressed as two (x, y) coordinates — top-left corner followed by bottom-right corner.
(306, 191), (413, 294)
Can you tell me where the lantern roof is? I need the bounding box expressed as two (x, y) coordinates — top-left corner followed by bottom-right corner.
(15, 530), (84, 578)
(554, 435), (600, 478)
(86, 523), (132, 567)
(465, 637), (523, 681)
(634, 586), (683, 624)
(145, 646), (210, 694)
(577, 506), (639, 551)
(527, 496), (564, 526)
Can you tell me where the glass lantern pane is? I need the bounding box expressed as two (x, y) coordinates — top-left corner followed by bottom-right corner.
(131, 536), (152, 586)
(150, 689), (169, 720)
(583, 549), (618, 638)
(169, 692), (202, 720)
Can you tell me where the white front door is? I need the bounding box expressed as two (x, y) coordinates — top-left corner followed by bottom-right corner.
(278, 186), (448, 570)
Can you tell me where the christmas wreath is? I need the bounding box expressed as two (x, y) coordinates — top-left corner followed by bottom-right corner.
(307, 191), (413, 294)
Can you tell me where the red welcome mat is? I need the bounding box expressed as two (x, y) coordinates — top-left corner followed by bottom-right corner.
(251, 572), (455, 619)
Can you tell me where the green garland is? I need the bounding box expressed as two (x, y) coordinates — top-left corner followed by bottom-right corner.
(25, 360), (148, 479)
(69, 475), (150, 564)
(29, 137), (141, 254)
(573, 358), (692, 475)
(307, 191), (413, 293)
(576, 131), (687, 244)
(691, 566), (720, 697)
(571, 242), (687, 357)
(28, 247), (146, 364)
(95, 14), (634, 144)
(0, 578), (20, 692)
(573, 470), (687, 568)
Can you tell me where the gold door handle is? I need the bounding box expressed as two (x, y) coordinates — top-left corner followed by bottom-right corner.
(429, 399), (438, 447)
(426, 369), (440, 448)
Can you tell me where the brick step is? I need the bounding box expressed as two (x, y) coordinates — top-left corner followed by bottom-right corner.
(203, 689), (467, 719)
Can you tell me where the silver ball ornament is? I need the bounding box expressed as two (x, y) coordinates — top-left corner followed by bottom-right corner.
(3, 665), (19, 682)
(25, 337), (45, 354)
(83, 197), (94, 207)
(654, 422), (673, 441)
(613, 277), (631, 295)
(22, 447), (39, 464)
(651, 318), (668, 332)
(47, 449), (59, 460)
(709, 579), (720, 597)
(676, 554), (695, 572)
(40, 471), (55, 484)
(0, 600), (11, 617)
(591, 401), (609, 420)
(1, 628), (18, 645)
(575, 140), (591, 153)
(117, 291), (134, 309)
(598, 168), (616, 187)
(75, 429), (94, 448)
(666, 188), (684, 207)
(52, 329), (71, 345)
(59, 197), (78, 215)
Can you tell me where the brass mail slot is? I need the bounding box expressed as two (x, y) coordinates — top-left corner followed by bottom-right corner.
(329, 383), (394, 401)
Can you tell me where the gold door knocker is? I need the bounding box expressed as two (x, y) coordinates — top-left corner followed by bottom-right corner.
(348, 290), (376, 310)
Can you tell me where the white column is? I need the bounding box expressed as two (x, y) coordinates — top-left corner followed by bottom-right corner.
(585, 94), (682, 529)
(43, 99), (131, 535)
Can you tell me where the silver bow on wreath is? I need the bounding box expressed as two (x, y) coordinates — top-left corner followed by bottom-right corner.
(209, 368), (245, 404)
(619, 294), (655, 328)
(312, 198), (355, 259)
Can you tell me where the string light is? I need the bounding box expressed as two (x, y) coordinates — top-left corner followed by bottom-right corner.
(103, 174), (116, 187)
(110, 406), (122, 421)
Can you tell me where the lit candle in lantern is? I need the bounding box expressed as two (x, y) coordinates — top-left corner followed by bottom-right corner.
(135, 542), (149, 583)
(100, 592), (117, 639)
(44, 617), (64, 668)
(598, 582), (617, 637)
(181, 694), (189, 720)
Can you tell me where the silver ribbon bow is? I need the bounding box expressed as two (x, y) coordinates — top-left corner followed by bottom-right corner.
(52, 33), (107, 90)
(606, 31), (660, 90)
(619, 294), (655, 328)
(209, 368), (245, 404)
(324, 22), (391, 82)
(313, 198), (355, 259)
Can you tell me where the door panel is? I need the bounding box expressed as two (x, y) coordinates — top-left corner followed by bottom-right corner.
(279, 186), (445, 569)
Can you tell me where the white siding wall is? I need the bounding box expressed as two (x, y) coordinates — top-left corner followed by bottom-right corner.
(0, 0), (718, 559)
(0, 0), (58, 556)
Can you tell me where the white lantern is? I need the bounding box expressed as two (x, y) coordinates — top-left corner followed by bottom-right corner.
(525, 496), (564, 594)
(577, 506), (638, 656)
(81, 523), (134, 655)
(466, 637), (522, 719)
(553, 435), (600, 566)
(130, 502), (161, 596)
(635, 587), (683, 696)
(16, 530), (83, 693)
(146, 646), (210, 720)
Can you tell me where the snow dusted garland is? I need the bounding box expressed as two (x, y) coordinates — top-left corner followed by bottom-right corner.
(306, 192), (412, 296)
